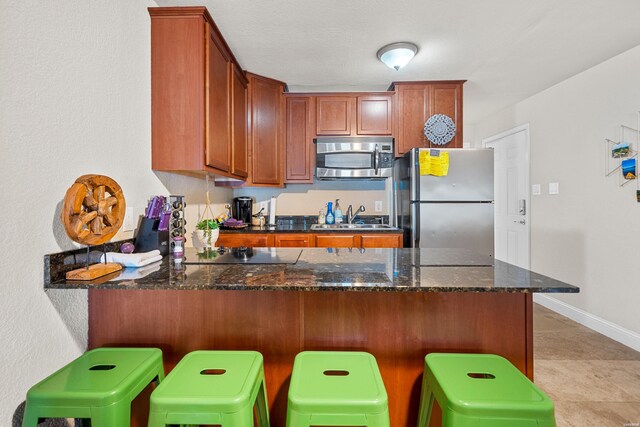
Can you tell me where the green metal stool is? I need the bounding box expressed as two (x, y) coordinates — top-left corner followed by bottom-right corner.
(417, 353), (556, 427)
(286, 351), (390, 427)
(22, 347), (164, 427)
(147, 350), (270, 427)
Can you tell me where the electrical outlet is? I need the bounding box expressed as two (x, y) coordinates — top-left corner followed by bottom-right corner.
(123, 207), (134, 231)
(549, 182), (559, 195)
(374, 201), (383, 212)
(532, 184), (541, 196)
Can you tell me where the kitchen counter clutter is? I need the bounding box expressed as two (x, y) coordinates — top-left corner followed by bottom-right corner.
(45, 247), (578, 293)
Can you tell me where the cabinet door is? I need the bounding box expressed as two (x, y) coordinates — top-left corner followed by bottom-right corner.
(231, 65), (248, 177)
(314, 234), (358, 248)
(430, 83), (463, 148)
(274, 234), (311, 247)
(285, 96), (315, 183)
(357, 96), (393, 135)
(216, 233), (273, 247)
(248, 74), (284, 186)
(205, 26), (231, 172)
(396, 84), (429, 156)
(361, 234), (403, 248)
(316, 96), (352, 135)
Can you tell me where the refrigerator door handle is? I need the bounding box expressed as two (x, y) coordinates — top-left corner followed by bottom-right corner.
(412, 203), (420, 248)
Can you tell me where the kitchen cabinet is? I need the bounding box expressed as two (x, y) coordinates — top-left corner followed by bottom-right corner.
(314, 234), (358, 248)
(393, 81), (465, 155)
(149, 7), (247, 179)
(356, 96), (393, 135)
(246, 73), (286, 186)
(274, 234), (312, 247)
(218, 232), (403, 248)
(285, 95), (315, 183)
(217, 233), (274, 248)
(361, 234), (402, 248)
(314, 94), (393, 137)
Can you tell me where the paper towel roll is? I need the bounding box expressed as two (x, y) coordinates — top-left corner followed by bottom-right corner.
(269, 196), (277, 225)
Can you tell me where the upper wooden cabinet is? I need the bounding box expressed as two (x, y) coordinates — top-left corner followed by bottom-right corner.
(357, 96), (393, 135)
(314, 94), (393, 136)
(393, 81), (464, 155)
(285, 95), (315, 183)
(246, 73), (286, 186)
(149, 7), (247, 179)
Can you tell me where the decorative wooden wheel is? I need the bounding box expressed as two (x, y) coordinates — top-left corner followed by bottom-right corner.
(62, 174), (126, 246)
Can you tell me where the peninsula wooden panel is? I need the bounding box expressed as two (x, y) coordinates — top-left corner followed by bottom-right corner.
(316, 96), (352, 135)
(357, 95), (393, 135)
(285, 96), (315, 183)
(89, 290), (533, 427)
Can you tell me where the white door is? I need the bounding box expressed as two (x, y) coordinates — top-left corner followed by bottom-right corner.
(483, 125), (530, 269)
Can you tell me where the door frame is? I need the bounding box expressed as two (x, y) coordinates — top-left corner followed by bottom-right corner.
(482, 123), (531, 269)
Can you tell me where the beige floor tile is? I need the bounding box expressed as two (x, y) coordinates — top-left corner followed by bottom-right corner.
(535, 359), (637, 402)
(554, 401), (640, 427)
(534, 329), (640, 361)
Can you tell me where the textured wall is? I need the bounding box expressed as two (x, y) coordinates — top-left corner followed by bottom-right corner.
(0, 0), (232, 423)
(472, 45), (640, 334)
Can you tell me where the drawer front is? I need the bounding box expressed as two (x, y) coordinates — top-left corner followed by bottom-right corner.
(360, 234), (403, 248)
(217, 233), (273, 247)
(274, 234), (311, 247)
(314, 234), (358, 248)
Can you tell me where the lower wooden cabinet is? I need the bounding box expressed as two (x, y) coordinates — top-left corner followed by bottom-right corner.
(216, 233), (274, 248)
(218, 232), (403, 248)
(314, 234), (357, 248)
(274, 234), (312, 247)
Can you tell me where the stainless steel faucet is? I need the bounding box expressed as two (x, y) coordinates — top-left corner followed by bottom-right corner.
(346, 204), (366, 224)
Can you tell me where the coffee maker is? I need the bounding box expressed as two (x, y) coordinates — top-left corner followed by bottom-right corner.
(232, 197), (253, 224)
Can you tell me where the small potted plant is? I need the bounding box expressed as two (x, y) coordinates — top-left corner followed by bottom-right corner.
(194, 219), (219, 248)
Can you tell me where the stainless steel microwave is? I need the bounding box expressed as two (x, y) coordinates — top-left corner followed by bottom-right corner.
(314, 137), (394, 180)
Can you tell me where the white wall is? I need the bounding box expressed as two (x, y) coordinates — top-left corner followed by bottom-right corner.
(0, 0), (231, 423)
(473, 44), (640, 335)
(233, 180), (390, 216)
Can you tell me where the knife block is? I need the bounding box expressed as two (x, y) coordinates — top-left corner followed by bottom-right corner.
(134, 217), (169, 255)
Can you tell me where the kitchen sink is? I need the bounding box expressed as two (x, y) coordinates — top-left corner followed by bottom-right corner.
(310, 223), (398, 230)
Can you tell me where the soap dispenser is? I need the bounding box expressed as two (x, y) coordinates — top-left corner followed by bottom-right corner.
(326, 202), (335, 225)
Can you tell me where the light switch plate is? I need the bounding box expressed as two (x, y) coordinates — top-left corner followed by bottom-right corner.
(532, 184), (541, 196)
(549, 182), (559, 195)
(374, 201), (383, 212)
(123, 207), (135, 231)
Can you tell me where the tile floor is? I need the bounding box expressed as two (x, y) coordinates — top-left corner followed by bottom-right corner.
(534, 304), (640, 427)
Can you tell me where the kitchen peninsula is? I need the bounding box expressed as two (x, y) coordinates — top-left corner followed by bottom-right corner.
(46, 248), (578, 427)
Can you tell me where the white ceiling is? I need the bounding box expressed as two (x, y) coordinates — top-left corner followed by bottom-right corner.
(155, 0), (640, 124)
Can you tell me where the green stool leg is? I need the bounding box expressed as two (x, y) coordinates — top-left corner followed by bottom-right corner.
(416, 373), (435, 427)
(222, 406), (254, 427)
(366, 409), (391, 427)
(286, 408), (311, 427)
(255, 378), (270, 427)
(20, 405), (40, 427)
(147, 411), (164, 427)
(91, 402), (131, 427)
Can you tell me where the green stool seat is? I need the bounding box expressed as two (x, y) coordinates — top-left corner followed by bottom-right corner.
(417, 353), (556, 427)
(286, 351), (390, 427)
(148, 350), (270, 427)
(22, 347), (164, 427)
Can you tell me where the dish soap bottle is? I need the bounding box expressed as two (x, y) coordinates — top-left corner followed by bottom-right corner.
(326, 201), (335, 225)
(334, 199), (343, 224)
(318, 207), (326, 225)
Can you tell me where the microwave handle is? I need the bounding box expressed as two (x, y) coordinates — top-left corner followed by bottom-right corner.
(374, 145), (380, 175)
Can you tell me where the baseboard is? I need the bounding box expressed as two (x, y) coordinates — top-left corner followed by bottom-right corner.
(533, 294), (640, 352)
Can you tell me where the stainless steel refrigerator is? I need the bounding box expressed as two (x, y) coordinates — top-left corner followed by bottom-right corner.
(393, 148), (494, 257)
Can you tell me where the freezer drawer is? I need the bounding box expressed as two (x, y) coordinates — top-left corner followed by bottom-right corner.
(413, 202), (494, 257)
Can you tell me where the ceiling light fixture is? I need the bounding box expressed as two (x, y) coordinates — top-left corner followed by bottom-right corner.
(377, 42), (418, 70)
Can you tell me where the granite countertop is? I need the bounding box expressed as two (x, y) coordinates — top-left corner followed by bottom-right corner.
(45, 247), (579, 293)
(221, 215), (402, 234)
